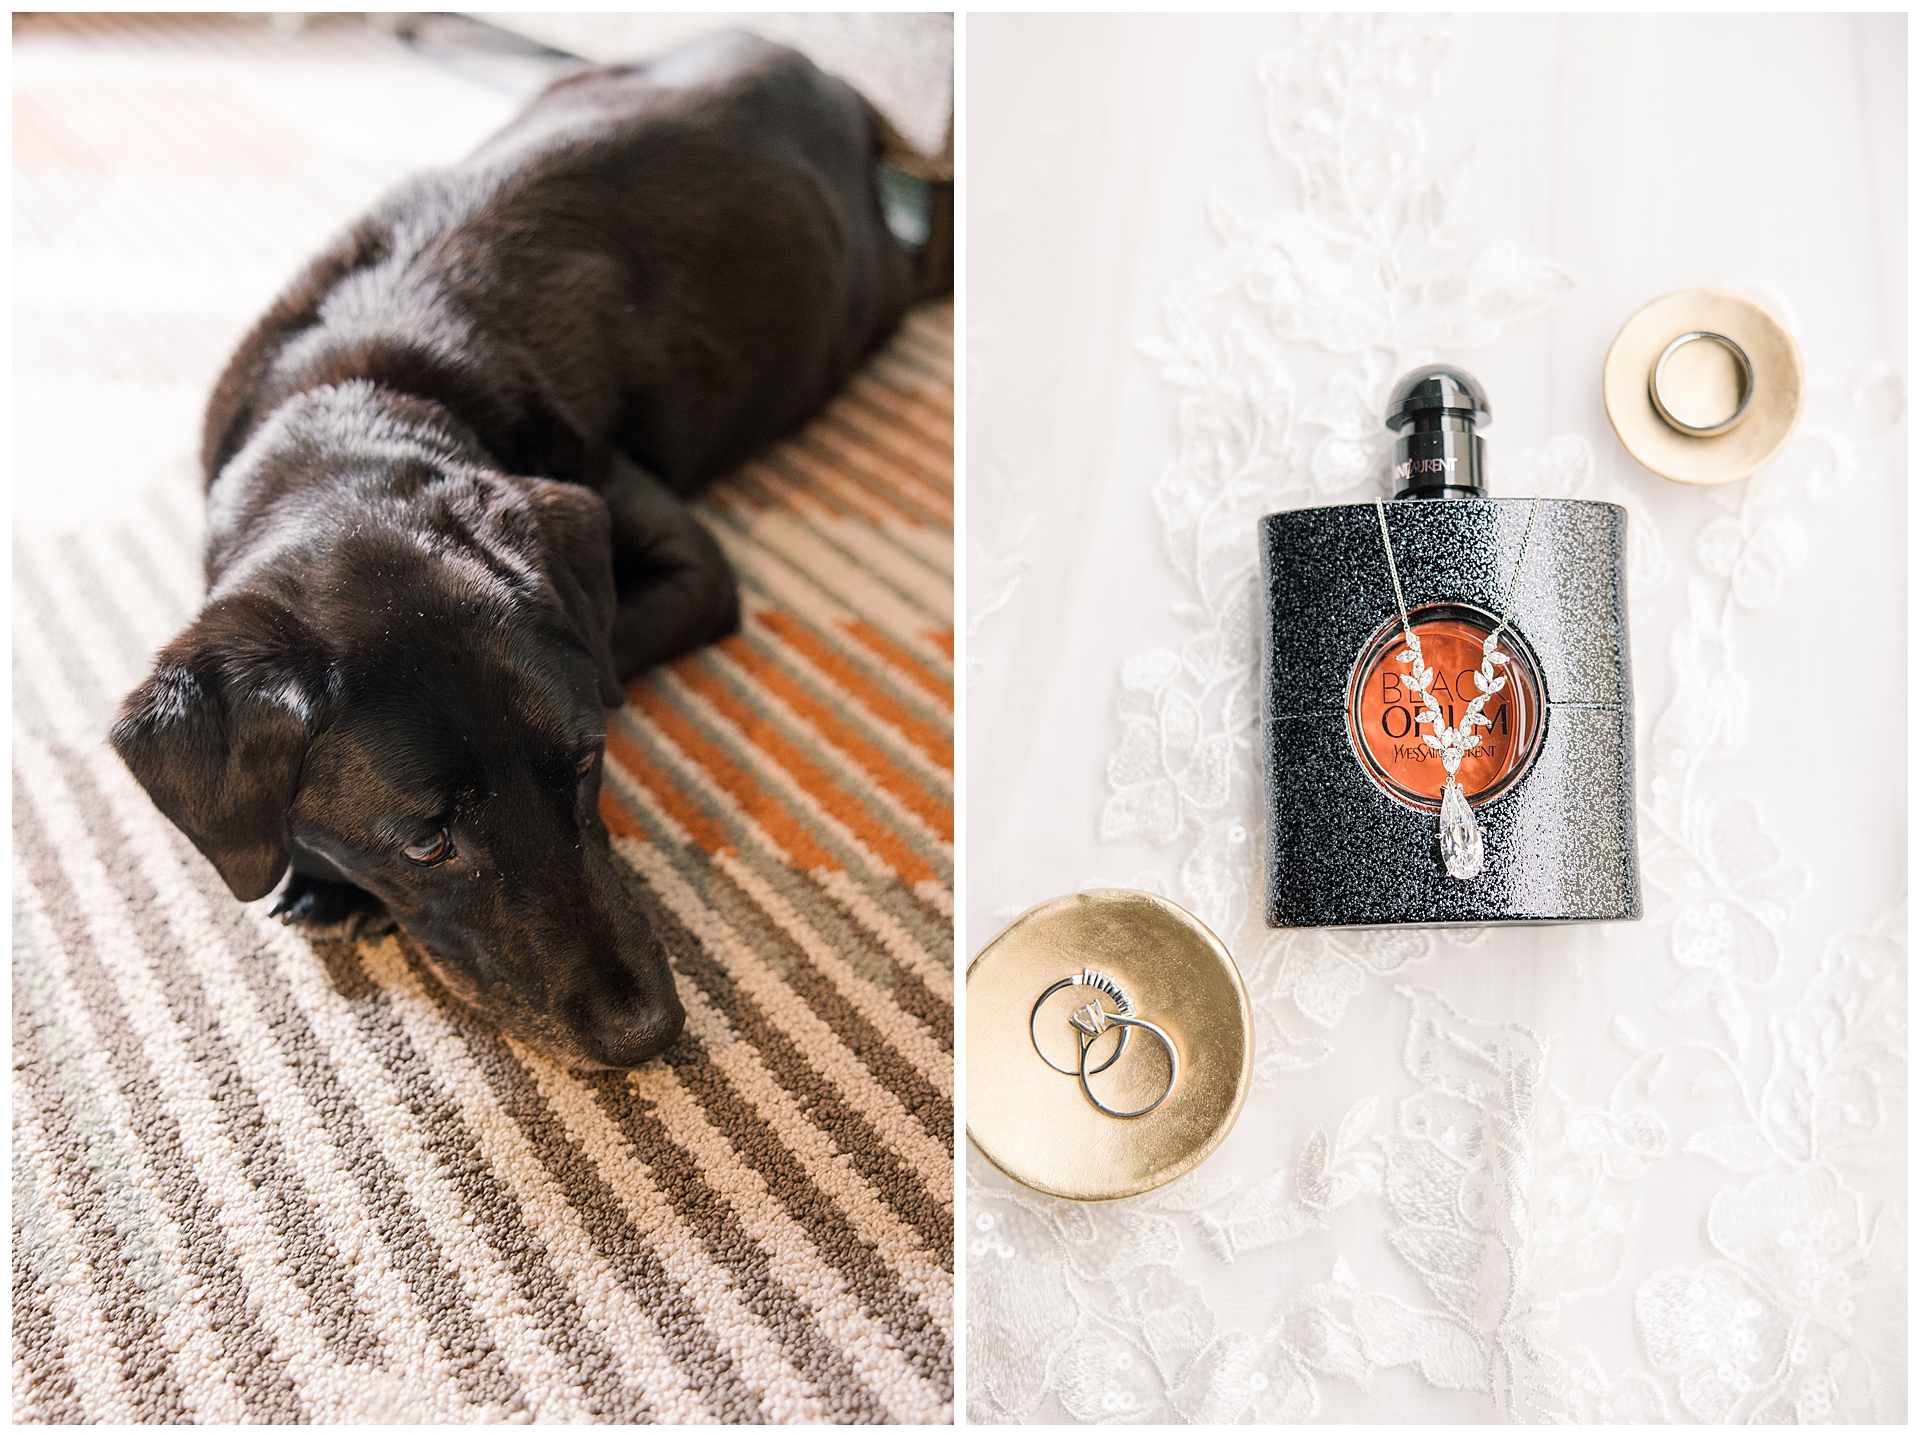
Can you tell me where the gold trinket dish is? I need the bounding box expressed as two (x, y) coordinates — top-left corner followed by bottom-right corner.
(966, 889), (1252, 1201)
(1602, 288), (1803, 486)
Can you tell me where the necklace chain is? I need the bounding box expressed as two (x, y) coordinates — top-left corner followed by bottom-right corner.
(1369, 496), (1542, 882)
(1372, 496), (1540, 650)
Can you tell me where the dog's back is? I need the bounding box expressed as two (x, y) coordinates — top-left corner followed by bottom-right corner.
(204, 30), (913, 496)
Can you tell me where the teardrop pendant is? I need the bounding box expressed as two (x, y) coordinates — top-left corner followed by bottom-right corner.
(1438, 777), (1484, 880)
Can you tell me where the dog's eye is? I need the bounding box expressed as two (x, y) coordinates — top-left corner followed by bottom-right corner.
(575, 747), (600, 777)
(403, 829), (452, 865)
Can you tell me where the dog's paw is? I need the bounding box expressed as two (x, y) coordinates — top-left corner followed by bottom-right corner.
(269, 872), (397, 942)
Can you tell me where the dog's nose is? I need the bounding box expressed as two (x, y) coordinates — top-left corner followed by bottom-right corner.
(589, 991), (686, 1070)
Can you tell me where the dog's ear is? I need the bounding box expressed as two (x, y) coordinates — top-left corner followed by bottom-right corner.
(110, 594), (325, 902)
(525, 479), (623, 708)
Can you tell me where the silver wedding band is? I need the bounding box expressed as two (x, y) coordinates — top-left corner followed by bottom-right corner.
(1076, 1011), (1179, 1119)
(1649, 330), (1754, 437)
(1029, 970), (1132, 1075)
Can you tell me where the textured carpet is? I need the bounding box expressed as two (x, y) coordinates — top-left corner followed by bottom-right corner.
(13, 13), (952, 1424)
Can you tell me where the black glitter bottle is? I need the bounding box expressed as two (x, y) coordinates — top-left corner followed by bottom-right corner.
(1256, 365), (1641, 927)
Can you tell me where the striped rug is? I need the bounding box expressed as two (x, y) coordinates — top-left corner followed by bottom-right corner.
(11, 313), (955, 1426)
(13, 14), (952, 1424)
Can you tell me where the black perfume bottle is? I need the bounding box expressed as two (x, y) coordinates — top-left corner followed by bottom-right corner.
(1256, 366), (1641, 927)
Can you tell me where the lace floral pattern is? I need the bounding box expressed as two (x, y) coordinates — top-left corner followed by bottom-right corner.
(1098, 13), (1583, 1028)
(1632, 912), (1908, 1423)
(969, 13), (1905, 1426)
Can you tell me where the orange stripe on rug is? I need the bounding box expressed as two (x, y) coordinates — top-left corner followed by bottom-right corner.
(734, 460), (844, 522)
(712, 636), (952, 843)
(837, 621), (951, 710)
(845, 376), (952, 446)
(604, 723), (735, 857)
(670, 657), (940, 884)
(824, 402), (950, 485)
(802, 424), (953, 519)
(700, 486), (770, 521)
(766, 446), (931, 532)
(842, 388), (952, 455)
(741, 458), (943, 575)
(625, 680), (841, 874)
(866, 356), (953, 418)
(753, 609), (952, 770)
(598, 785), (648, 843)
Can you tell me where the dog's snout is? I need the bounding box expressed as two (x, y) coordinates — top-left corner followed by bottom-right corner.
(401, 832), (684, 1070)
(588, 989), (686, 1070)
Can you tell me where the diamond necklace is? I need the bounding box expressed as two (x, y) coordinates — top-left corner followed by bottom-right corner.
(1371, 497), (1541, 881)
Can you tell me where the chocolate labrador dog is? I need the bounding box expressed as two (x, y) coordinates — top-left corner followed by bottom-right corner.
(109, 31), (916, 1069)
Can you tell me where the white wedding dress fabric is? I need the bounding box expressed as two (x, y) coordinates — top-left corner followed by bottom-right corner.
(965, 14), (1905, 1424)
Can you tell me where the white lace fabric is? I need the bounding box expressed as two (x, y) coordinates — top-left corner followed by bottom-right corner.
(965, 14), (1905, 1423)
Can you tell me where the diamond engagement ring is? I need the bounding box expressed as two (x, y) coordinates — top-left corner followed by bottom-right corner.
(1069, 1001), (1179, 1119)
(1029, 968), (1134, 1075)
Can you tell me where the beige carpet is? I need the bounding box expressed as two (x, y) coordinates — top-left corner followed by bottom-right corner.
(12, 13), (952, 1423)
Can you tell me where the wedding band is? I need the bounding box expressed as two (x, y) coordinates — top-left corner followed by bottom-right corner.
(1034, 972), (1180, 1118)
(1028, 969), (1132, 1076)
(1075, 1009), (1179, 1119)
(1649, 330), (1754, 437)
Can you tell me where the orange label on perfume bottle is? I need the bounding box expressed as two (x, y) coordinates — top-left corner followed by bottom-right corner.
(1347, 607), (1544, 811)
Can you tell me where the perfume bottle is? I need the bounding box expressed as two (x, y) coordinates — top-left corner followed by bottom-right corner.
(1256, 365), (1641, 927)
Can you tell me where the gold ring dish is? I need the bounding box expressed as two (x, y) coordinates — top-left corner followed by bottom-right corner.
(966, 889), (1252, 1201)
(1602, 287), (1803, 485)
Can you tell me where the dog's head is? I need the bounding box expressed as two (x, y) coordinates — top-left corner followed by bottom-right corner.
(111, 468), (684, 1070)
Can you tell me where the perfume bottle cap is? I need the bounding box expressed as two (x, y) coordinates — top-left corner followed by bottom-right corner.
(1385, 365), (1491, 431)
(1386, 364), (1489, 500)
